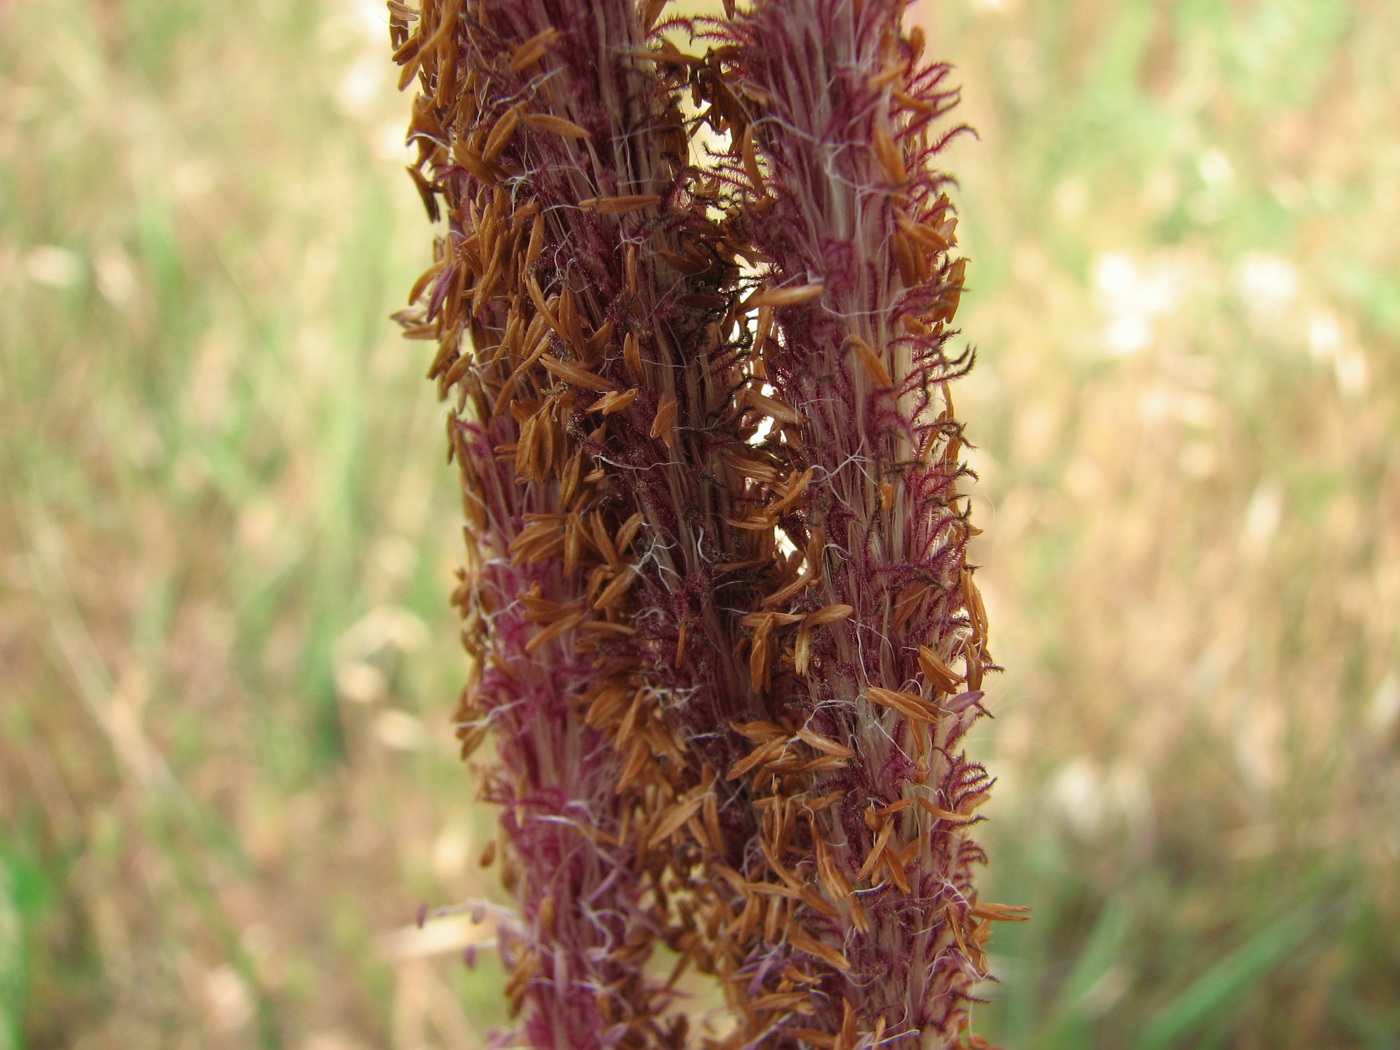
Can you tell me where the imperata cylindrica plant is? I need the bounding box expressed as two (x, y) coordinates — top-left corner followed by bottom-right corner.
(392, 0), (1022, 1046)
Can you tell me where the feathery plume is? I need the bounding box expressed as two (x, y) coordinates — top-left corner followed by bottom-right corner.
(393, 1), (687, 1044)
(393, 0), (800, 1044)
(393, 0), (1016, 1046)
(686, 1), (1026, 1044)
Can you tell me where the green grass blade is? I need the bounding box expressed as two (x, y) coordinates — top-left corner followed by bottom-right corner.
(1133, 906), (1316, 1050)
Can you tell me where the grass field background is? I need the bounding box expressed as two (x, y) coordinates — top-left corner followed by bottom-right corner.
(1, 0), (1396, 1047)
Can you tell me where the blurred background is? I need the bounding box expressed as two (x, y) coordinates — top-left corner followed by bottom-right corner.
(0, 0), (1395, 1047)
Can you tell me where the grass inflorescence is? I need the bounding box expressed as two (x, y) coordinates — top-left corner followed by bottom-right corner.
(393, 0), (1014, 1045)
